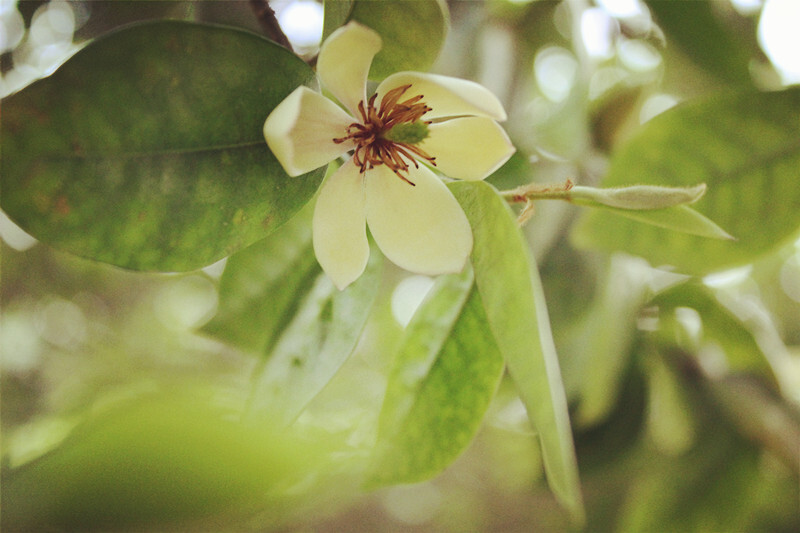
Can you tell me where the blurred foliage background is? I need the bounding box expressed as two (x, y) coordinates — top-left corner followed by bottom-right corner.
(2, 0), (800, 531)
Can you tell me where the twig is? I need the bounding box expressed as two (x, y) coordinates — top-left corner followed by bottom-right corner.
(501, 179), (574, 225)
(249, 0), (294, 52)
(502, 179), (575, 203)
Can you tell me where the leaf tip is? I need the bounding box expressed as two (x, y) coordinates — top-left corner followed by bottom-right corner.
(687, 183), (707, 204)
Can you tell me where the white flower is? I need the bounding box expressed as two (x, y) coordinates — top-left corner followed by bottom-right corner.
(264, 22), (515, 289)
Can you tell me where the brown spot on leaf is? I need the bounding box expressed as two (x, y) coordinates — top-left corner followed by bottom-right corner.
(164, 35), (181, 53)
(54, 196), (70, 216)
(33, 108), (51, 127)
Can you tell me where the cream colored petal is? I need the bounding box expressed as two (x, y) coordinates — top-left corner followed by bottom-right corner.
(317, 22), (382, 116)
(420, 117), (515, 181)
(365, 165), (472, 275)
(313, 160), (370, 290)
(375, 72), (507, 121)
(263, 87), (354, 177)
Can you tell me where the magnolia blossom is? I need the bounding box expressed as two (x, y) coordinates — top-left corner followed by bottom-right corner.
(264, 22), (514, 289)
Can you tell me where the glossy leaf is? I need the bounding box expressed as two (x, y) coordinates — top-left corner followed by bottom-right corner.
(572, 88), (800, 274)
(450, 180), (584, 523)
(335, 0), (448, 80)
(246, 247), (382, 425)
(368, 270), (504, 486)
(1, 21), (323, 271)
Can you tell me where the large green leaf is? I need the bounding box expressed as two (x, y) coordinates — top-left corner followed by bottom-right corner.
(450, 180), (584, 523)
(573, 88), (800, 274)
(336, 0), (448, 80)
(1, 21), (323, 271)
(203, 195), (381, 424)
(0, 390), (326, 532)
(202, 203), (320, 354)
(368, 270), (505, 486)
(246, 247), (382, 425)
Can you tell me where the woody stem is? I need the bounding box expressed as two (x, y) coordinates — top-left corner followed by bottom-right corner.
(249, 0), (294, 52)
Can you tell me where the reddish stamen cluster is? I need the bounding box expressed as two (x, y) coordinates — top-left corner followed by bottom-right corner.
(333, 84), (436, 186)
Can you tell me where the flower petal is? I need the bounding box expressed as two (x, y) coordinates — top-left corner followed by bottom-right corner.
(313, 160), (370, 290)
(376, 72), (507, 121)
(317, 22), (382, 116)
(365, 165), (472, 275)
(421, 117), (516, 181)
(263, 86), (354, 177)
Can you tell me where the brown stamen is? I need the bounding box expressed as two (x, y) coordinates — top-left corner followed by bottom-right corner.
(333, 85), (437, 185)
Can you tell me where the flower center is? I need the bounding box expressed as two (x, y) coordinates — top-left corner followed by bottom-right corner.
(333, 84), (437, 186)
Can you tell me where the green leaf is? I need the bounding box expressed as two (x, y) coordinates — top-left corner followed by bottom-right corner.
(203, 186), (381, 424)
(1, 21), (323, 271)
(367, 270), (505, 486)
(563, 257), (652, 427)
(616, 365), (797, 533)
(345, 0), (448, 80)
(246, 247), (382, 425)
(572, 88), (800, 274)
(202, 203), (320, 354)
(643, 352), (697, 456)
(450, 180), (584, 524)
(649, 282), (776, 380)
(647, 0), (758, 85)
(603, 205), (734, 240)
(0, 390), (327, 532)
(322, 0), (354, 41)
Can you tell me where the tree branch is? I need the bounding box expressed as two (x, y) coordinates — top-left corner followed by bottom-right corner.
(249, 0), (293, 52)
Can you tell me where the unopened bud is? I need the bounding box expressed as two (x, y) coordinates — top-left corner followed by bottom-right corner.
(571, 184), (707, 210)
